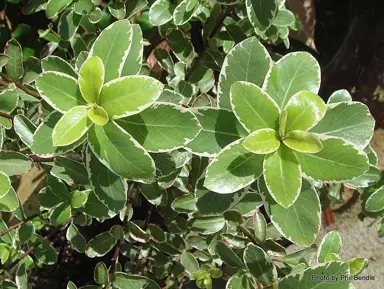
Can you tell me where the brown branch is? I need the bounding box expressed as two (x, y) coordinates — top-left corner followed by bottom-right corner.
(27, 154), (55, 163)
(0, 111), (13, 119)
(0, 72), (40, 100)
(0, 214), (40, 238)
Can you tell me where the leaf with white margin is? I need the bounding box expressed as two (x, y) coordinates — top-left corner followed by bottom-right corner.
(246, 0), (277, 31)
(31, 112), (85, 157)
(327, 89), (352, 104)
(88, 121), (155, 181)
(186, 107), (248, 157)
(243, 243), (277, 286)
(149, 0), (175, 26)
(283, 90), (326, 133)
(230, 81), (280, 132)
(317, 231), (342, 264)
(242, 128), (280, 154)
(218, 37), (271, 109)
(191, 216), (225, 235)
(0, 172), (11, 198)
(116, 103), (201, 152)
(52, 106), (92, 146)
(279, 262), (350, 289)
(264, 145), (302, 208)
(263, 52), (320, 109)
(121, 24), (143, 76)
(344, 165), (381, 189)
(365, 186), (384, 212)
(310, 102), (375, 149)
(89, 20), (132, 82)
(216, 241), (245, 268)
(0, 89), (19, 113)
(295, 137), (369, 182)
(173, 0), (199, 26)
(13, 115), (36, 147)
(99, 75), (163, 119)
(261, 178), (321, 246)
(41, 56), (78, 78)
(88, 104), (109, 126)
(283, 130), (323, 153)
(0, 151), (33, 176)
(364, 145), (378, 166)
(79, 56), (105, 104)
(86, 231), (117, 258)
(0, 186), (19, 212)
(204, 139), (264, 194)
(35, 72), (86, 113)
(226, 273), (253, 289)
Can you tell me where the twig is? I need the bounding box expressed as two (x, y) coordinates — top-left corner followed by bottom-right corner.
(0, 214), (40, 238)
(0, 72), (41, 100)
(27, 154), (55, 163)
(0, 111), (13, 119)
(237, 225), (262, 246)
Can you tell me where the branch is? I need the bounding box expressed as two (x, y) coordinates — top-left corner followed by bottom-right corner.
(27, 154), (55, 163)
(0, 214), (40, 238)
(237, 225), (262, 246)
(0, 111), (13, 119)
(0, 72), (41, 100)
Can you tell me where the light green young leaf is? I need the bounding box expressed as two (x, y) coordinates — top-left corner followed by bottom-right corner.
(120, 24), (143, 76)
(284, 130), (323, 153)
(66, 224), (86, 253)
(88, 104), (109, 126)
(283, 90), (326, 132)
(191, 216), (226, 235)
(99, 76), (163, 119)
(50, 201), (71, 227)
(365, 186), (384, 212)
(216, 241), (245, 268)
(117, 103), (200, 152)
(35, 72), (86, 113)
(246, 0), (278, 31)
(180, 251), (199, 274)
(327, 89), (352, 104)
(52, 106), (91, 146)
(310, 102), (375, 149)
(264, 145), (301, 208)
(45, 0), (73, 18)
(86, 231), (117, 258)
(186, 108), (247, 157)
(264, 52), (320, 109)
(70, 190), (88, 208)
(262, 179), (321, 246)
(85, 148), (127, 213)
(218, 37), (272, 109)
(0, 89), (19, 113)
(89, 20), (132, 82)
(173, 0), (199, 26)
(230, 81), (280, 132)
(94, 262), (109, 285)
(242, 128), (280, 154)
(0, 151), (33, 176)
(204, 139), (264, 194)
(273, 9), (295, 26)
(13, 115), (36, 147)
(348, 258), (368, 275)
(79, 56), (105, 104)
(295, 138), (369, 182)
(149, 0), (174, 25)
(41, 55), (78, 78)
(243, 243), (277, 286)
(0, 172), (11, 198)
(317, 231), (342, 264)
(88, 121), (155, 181)
(5, 39), (24, 80)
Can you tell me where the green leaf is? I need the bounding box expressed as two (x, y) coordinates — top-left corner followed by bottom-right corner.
(0, 151), (32, 176)
(0, 171), (11, 198)
(317, 231), (342, 264)
(82, 191), (111, 219)
(149, 0), (174, 26)
(50, 201), (71, 227)
(218, 37), (271, 109)
(79, 56), (105, 104)
(128, 221), (150, 243)
(264, 145), (301, 208)
(191, 216), (225, 235)
(52, 106), (91, 146)
(166, 30), (196, 66)
(264, 52), (320, 109)
(283, 90), (326, 132)
(18, 223), (33, 244)
(279, 262), (350, 289)
(38, 175), (69, 209)
(34, 239), (57, 265)
(242, 128), (280, 154)
(88, 104), (109, 126)
(51, 156), (89, 185)
(148, 224), (165, 243)
(13, 115), (36, 147)
(0, 54), (9, 68)
(120, 24), (143, 77)
(186, 108), (247, 157)
(74, 0), (93, 14)
(99, 76), (163, 119)
(117, 103), (200, 152)
(216, 241), (245, 268)
(230, 81), (280, 132)
(180, 251), (199, 274)
(113, 273), (151, 289)
(86, 231), (117, 258)
(173, 0), (199, 26)
(5, 39), (24, 80)
(243, 243), (277, 286)
(0, 89), (18, 113)
(283, 130), (323, 153)
(41, 56), (78, 78)
(196, 186), (234, 216)
(67, 281), (77, 289)
(31, 112), (85, 157)
(16, 263), (28, 289)
(310, 102), (375, 149)
(246, 0), (278, 31)
(89, 8), (102, 23)
(295, 138), (369, 182)
(35, 72), (86, 113)
(70, 190), (88, 208)
(58, 9), (81, 41)
(364, 145), (378, 166)
(262, 179), (321, 246)
(0, 186), (19, 212)
(88, 121), (155, 181)
(327, 89), (352, 104)
(45, 0), (73, 18)
(204, 139), (264, 194)
(344, 165), (381, 189)
(86, 148), (127, 213)
(0, 116), (12, 129)
(273, 9), (295, 26)
(171, 194), (197, 213)
(94, 262), (109, 285)
(126, 0), (149, 19)
(348, 258), (368, 275)
(22, 57), (42, 84)
(365, 186), (384, 212)
(226, 273), (252, 289)
(66, 224), (86, 253)
(89, 20), (132, 82)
